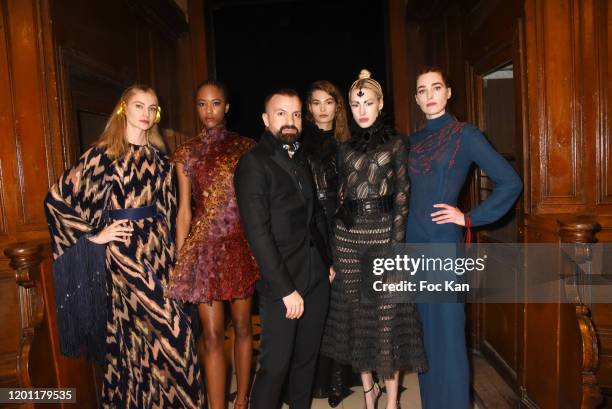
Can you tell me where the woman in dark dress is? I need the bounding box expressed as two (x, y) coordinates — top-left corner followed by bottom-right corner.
(302, 80), (353, 407)
(166, 80), (259, 409)
(45, 85), (204, 408)
(406, 68), (522, 409)
(321, 70), (427, 409)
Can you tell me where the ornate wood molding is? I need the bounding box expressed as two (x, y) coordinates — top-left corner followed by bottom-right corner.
(558, 219), (603, 409)
(3, 241), (45, 388)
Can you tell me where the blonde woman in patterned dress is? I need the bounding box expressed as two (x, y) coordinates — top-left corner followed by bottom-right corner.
(45, 85), (204, 408)
(166, 80), (259, 409)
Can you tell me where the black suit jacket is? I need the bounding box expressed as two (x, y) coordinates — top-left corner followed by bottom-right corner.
(234, 131), (330, 300)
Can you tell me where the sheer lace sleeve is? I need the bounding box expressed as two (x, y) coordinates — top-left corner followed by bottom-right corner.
(391, 137), (409, 243)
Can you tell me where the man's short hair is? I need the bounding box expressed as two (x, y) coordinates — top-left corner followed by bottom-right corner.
(264, 88), (301, 111)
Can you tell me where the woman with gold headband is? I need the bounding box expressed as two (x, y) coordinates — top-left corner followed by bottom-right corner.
(44, 85), (204, 408)
(321, 70), (427, 409)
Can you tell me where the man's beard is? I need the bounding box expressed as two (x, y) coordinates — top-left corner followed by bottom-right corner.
(272, 125), (301, 144)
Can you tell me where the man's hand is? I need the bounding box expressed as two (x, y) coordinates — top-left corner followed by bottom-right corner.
(282, 290), (304, 319)
(329, 266), (336, 283)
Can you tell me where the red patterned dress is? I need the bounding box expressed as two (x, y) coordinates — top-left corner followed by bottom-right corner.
(167, 125), (259, 304)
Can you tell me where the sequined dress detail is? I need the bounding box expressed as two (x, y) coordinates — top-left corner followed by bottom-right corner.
(167, 125), (259, 304)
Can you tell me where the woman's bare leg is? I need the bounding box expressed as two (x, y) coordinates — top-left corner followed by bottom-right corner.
(229, 297), (253, 404)
(199, 301), (227, 409)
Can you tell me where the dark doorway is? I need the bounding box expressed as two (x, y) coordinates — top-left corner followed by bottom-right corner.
(208, 0), (389, 139)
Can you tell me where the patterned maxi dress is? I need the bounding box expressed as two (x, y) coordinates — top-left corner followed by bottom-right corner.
(321, 118), (427, 378)
(166, 125), (259, 304)
(45, 143), (204, 408)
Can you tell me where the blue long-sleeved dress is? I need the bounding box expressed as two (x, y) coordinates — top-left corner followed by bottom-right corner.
(405, 112), (522, 409)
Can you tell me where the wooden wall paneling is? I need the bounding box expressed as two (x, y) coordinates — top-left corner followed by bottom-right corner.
(593, 303), (612, 399)
(176, 33), (197, 139)
(590, 209), (612, 396)
(463, 0), (522, 64)
(0, 256), (19, 388)
(522, 258), (562, 407)
(596, 0), (612, 208)
(0, 0), (194, 405)
(578, 0), (612, 405)
(525, 0), (586, 214)
(0, 156), (9, 237)
(152, 32), (176, 130)
(524, 0), (612, 405)
(585, 0), (612, 398)
(51, 0), (138, 81)
(5, 0), (56, 232)
(0, 0), (63, 391)
(512, 19), (529, 404)
(0, 2), (14, 241)
(38, 0), (65, 193)
(578, 0), (598, 212)
(444, 6), (467, 122)
(520, 216), (558, 409)
(5, 243), (47, 389)
(388, 0), (411, 135)
(136, 25), (154, 86)
(56, 47), (126, 164)
(188, 0), (209, 87)
(520, 214), (604, 408)
(558, 220), (603, 408)
(514, 17), (530, 222)
(50, 0), (191, 157)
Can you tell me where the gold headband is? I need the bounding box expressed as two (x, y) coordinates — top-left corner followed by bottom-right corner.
(349, 69), (383, 99)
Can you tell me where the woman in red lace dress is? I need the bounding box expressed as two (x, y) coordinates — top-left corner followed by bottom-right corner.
(166, 80), (259, 409)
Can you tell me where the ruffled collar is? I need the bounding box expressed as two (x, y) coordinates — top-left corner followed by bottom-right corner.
(348, 115), (392, 152)
(302, 121), (336, 155)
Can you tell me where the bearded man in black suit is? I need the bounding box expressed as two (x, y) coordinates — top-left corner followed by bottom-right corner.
(234, 89), (334, 409)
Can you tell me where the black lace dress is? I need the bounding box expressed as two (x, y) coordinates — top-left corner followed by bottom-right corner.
(321, 118), (427, 378)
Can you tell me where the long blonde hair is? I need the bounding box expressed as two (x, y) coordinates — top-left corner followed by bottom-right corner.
(97, 85), (166, 159)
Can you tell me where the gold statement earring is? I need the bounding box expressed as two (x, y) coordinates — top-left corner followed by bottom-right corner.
(116, 100), (126, 116)
(154, 106), (162, 124)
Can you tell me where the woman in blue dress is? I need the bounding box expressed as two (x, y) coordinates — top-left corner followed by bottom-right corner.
(406, 68), (522, 409)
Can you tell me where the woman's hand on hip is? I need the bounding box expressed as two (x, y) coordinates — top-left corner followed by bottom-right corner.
(431, 203), (465, 226)
(88, 219), (133, 245)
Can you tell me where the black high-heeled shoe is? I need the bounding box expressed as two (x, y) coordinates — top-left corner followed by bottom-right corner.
(327, 361), (344, 407)
(362, 382), (381, 409)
